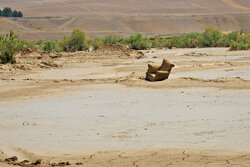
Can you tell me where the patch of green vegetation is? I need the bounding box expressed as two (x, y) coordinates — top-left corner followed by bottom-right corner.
(89, 38), (104, 49)
(122, 33), (152, 50)
(0, 31), (23, 64)
(229, 30), (250, 50)
(43, 41), (62, 53)
(103, 35), (121, 45)
(151, 27), (249, 50)
(21, 40), (36, 49)
(0, 27), (248, 64)
(60, 29), (87, 52)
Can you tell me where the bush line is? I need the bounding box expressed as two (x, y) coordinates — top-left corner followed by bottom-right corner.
(0, 27), (249, 64)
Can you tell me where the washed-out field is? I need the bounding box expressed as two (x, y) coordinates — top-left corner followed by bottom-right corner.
(0, 47), (250, 166)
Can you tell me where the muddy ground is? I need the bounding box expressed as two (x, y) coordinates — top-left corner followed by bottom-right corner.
(0, 46), (250, 166)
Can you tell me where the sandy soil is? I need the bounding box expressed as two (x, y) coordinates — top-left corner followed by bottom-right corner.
(0, 47), (250, 166)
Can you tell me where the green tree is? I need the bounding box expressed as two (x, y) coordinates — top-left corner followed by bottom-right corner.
(69, 29), (86, 51)
(0, 7), (23, 17)
(2, 7), (12, 17)
(13, 10), (18, 17)
(17, 11), (23, 17)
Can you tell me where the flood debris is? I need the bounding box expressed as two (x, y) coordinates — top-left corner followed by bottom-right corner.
(51, 161), (71, 166)
(5, 156), (18, 162)
(146, 58), (175, 81)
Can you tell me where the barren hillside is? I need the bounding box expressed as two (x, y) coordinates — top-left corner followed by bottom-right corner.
(2, 0), (250, 16)
(0, 0), (249, 40)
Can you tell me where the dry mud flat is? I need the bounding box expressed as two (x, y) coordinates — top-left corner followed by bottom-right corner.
(0, 47), (250, 166)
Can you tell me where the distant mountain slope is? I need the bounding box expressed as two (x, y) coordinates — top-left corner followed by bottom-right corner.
(0, 0), (249, 40)
(1, 0), (249, 17)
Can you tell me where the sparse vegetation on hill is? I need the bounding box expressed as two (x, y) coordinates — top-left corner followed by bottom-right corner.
(0, 7), (23, 17)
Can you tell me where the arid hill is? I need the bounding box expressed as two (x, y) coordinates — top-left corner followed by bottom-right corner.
(0, 0), (249, 40)
(2, 0), (250, 16)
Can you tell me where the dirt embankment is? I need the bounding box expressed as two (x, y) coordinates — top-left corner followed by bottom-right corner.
(88, 44), (144, 59)
(0, 45), (144, 75)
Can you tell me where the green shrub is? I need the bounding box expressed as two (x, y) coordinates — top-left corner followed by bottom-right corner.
(152, 38), (173, 48)
(161, 39), (172, 48)
(152, 38), (161, 48)
(60, 36), (70, 51)
(198, 27), (226, 47)
(0, 31), (23, 64)
(229, 32), (250, 50)
(103, 35), (120, 45)
(217, 34), (229, 47)
(172, 33), (198, 48)
(122, 34), (152, 50)
(22, 40), (36, 49)
(91, 38), (104, 49)
(158, 33), (200, 48)
(230, 40), (249, 50)
(60, 29), (87, 52)
(228, 31), (239, 42)
(43, 41), (62, 52)
(187, 38), (199, 48)
(159, 27), (237, 48)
